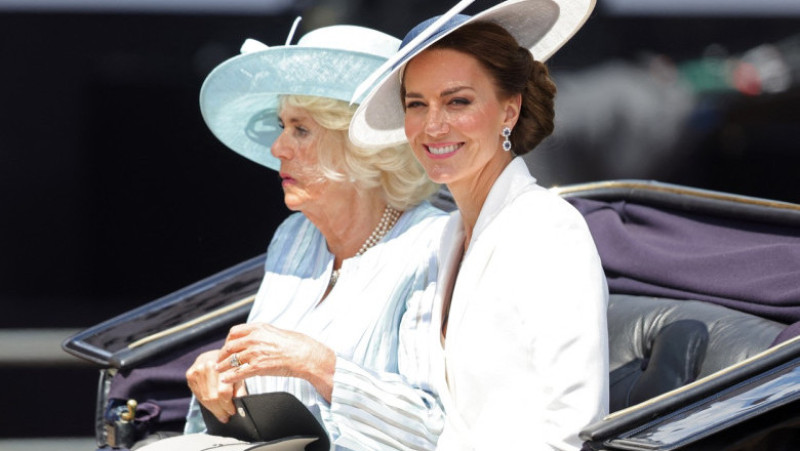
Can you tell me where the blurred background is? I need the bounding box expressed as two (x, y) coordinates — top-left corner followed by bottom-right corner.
(0, 0), (798, 447)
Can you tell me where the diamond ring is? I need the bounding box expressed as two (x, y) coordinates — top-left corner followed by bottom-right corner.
(230, 353), (242, 368)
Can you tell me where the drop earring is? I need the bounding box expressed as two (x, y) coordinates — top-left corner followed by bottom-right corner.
(502, 127), (512, 152)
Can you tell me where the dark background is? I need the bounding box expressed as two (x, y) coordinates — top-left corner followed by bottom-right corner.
(1, 0), (798, 439)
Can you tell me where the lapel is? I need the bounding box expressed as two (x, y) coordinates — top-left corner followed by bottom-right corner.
(431, 159), (539, 439)
(428, 211), (463, 422)
(444, 158), (537, 342)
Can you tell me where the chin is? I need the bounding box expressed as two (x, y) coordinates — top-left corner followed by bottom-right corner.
(282, 197), (302, 212)
(424, 167), (456, 185)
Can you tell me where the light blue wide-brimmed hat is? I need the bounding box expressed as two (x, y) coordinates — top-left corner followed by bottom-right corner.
(200, 22), (401, 170)
(349, 0), (596, 149)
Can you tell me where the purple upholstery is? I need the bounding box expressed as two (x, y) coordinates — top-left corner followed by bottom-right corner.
(107, 334), (225, 437)
(569, 198), (800, 343)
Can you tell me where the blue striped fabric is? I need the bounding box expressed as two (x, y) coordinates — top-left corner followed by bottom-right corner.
(186, 201), (448, 450)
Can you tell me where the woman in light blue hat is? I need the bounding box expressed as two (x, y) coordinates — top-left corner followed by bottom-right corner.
(351, 0), (609, 449)
(174, 22), (449, 450)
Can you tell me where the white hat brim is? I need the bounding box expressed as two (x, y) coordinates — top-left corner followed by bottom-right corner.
(349, 0), (596, 149)
(200, 46), (391, 170)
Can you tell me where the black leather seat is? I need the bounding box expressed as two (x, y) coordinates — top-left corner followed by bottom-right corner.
(607, 294), (785, 412)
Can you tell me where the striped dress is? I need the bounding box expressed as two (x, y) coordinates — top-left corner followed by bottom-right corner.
(185, 201), (448, 450)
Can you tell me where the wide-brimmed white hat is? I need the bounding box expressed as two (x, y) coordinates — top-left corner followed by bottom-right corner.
(349, 0), (596, 149)
(200, 22), (401, 170)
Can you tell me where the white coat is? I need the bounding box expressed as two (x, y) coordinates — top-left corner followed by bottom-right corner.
(433, 158), (609, 450)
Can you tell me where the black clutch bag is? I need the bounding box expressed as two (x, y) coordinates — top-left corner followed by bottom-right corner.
(200, 392), (330, 451)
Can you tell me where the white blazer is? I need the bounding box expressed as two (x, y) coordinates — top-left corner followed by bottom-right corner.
(433, 158), (609, 451)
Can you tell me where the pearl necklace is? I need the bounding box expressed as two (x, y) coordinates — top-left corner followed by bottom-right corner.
(329, 205), (401, 288)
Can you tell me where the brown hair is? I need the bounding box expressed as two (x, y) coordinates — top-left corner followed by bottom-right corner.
(403, 21), (557, 155)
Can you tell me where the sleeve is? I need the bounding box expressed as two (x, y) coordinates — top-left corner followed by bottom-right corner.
(327, 239), (446, 450)
(183, 395), (208, 434)
(328, 358), (445, 450)
(484, 204), (609, 450)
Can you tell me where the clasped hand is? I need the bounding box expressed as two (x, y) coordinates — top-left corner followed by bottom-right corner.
(186, 323), (335, 424)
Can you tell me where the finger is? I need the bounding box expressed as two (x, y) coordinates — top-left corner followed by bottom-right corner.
(218, 340), (242, 362)
(217, 333), (256, 365)
(217, 350), (247, 372)
(208, 401), (234, 424)
(226, 322), (259, 341)
(188, 358), (222, 398)
(220, 362), (252, 385)
(197, 387), (236, 423)
(187, 349), (221, 380)
(217, 394), (237, 419)
(233, 380), (249, 397)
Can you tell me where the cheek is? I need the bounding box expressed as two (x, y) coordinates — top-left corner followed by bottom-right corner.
(294, 141), (315, 163)
(404, 114), (424, 141)
(404, 120), (428, 162)
(294, 142), (323, 172)
(452, 111), (488, 136)
(296, 164), (327, 187)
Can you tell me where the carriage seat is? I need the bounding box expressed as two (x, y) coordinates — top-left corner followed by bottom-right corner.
(607, 294), (786, 412)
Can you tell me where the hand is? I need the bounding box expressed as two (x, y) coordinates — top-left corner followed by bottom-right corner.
(215, 323), (336, 401)
(186, 349), (247, 423)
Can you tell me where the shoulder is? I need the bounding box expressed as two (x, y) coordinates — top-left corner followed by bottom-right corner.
(393, 201), (449, 239)
(484, 187), (600, 267)
(493, 183), (589, 235)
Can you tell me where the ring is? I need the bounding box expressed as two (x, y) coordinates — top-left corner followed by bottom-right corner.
(230, 353), (241, 368)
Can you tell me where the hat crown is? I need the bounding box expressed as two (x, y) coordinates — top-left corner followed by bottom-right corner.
(298, 25), (400, 60)
(400, 14), (470, 51)
(200, 23), (402, 170)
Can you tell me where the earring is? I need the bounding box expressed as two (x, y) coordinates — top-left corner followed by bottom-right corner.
(502, 127), (512, 152)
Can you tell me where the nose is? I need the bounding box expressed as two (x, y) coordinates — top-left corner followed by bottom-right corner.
(271, 129), (292, 160)
(424, 106), (449, 136)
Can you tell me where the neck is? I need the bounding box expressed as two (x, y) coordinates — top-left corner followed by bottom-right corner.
(306, 190), (390, 265)
(447, 154), (512, 249)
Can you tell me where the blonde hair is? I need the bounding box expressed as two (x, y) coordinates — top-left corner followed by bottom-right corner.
(281, 95), (438, 210)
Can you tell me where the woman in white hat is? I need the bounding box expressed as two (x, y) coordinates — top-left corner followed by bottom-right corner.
(350, 1), (609, 449)
(179, 23), (449, 450)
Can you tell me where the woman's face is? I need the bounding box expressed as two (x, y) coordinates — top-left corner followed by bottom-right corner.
(403, 48), (518, 187)
(271, 104), (332, 212)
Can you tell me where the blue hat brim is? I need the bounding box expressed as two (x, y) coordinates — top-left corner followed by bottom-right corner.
(200, 46), (389, 170)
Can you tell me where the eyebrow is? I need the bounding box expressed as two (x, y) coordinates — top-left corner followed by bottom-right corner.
(278, 115), (305, 125)
(404, 85), (473, 99)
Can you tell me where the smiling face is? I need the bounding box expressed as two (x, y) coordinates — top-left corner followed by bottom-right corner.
(402, 48), (519, 191)
(270, 103), (334, 213)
